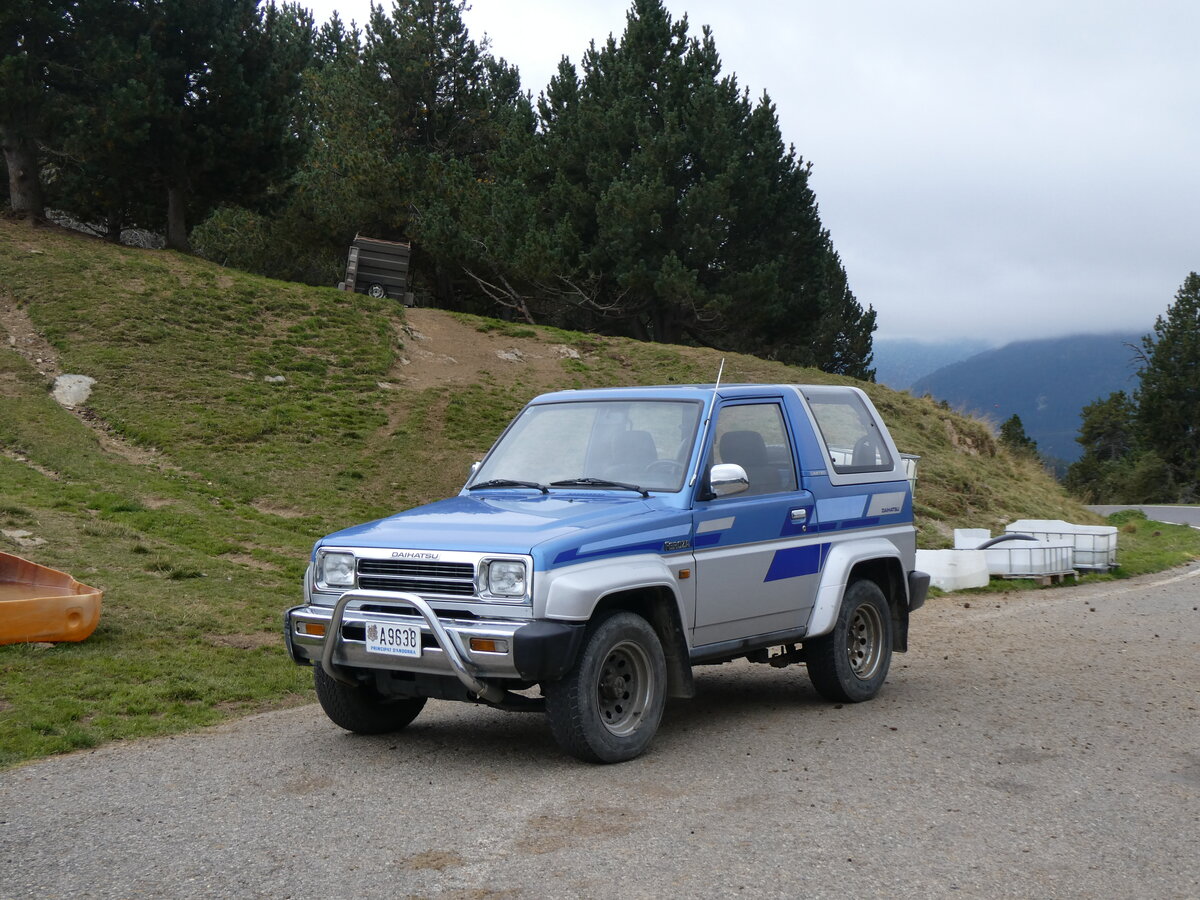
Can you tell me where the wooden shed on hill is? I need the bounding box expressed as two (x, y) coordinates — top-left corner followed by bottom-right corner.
(339, 234), (414, 305)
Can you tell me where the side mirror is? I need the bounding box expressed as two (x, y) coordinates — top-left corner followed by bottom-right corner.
(469, 461), (481, 479)
(709, 463), (749, 498)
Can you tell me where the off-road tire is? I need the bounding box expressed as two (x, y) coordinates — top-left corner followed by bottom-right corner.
(543, 611), (667, 763)
(313, 666), (426, 734)
(806, 578), (892, 703)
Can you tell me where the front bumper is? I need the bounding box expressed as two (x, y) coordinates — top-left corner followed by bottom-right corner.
(285, 589), (584, 698)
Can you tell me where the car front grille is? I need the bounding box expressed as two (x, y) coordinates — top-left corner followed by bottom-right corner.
(356, 559), (477, 598)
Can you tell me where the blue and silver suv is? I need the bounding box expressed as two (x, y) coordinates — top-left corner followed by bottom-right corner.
(285, 384), (928, 762)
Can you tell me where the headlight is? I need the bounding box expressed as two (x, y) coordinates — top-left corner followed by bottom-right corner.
(484, 559), (527, 598)
(317, 551), (356, 589)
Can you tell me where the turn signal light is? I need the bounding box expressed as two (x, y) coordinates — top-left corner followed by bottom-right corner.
(299, 622), (327, 637)
(469, 638), (507, 653)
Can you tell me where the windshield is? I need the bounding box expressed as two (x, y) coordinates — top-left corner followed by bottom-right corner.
(471, 399), (702, 493)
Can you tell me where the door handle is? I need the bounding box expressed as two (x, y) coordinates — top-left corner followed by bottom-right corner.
(790, 508), (808, 523)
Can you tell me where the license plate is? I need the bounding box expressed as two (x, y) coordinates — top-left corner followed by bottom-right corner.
(364, 621), (421, 657)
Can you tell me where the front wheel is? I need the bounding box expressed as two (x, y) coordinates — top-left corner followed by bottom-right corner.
(544, 611), (667, 763)
(805, 579), (892, 703)
(313, 667), (426, 734)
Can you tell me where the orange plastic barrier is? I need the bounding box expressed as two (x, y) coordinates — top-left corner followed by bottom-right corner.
(0, 551), (102, 645)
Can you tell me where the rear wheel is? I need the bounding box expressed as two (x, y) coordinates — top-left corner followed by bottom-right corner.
(806, 579), (892, 703)
(313, 667), (426, 734)
(544, 611), (666, 763)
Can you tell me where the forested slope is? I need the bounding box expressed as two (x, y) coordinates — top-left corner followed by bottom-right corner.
(3, 0), (875, 377)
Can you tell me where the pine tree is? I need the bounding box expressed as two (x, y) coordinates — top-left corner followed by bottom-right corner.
(264, 0), (528, 297)
(1064, 275), (1200, 504)
(1063, 390), (1164, 503)
(1077, 391), (1137, 463)
(48, 0), (161, 238)
(998, 414), (1038, 455)
(1135, 272), (1200, 498)
(112, 0), (315, 250)
(0, 0), (76, 218)
(461, 0), (874, 375)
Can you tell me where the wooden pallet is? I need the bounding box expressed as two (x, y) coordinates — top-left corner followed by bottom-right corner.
(1000, 570), (1077, 586)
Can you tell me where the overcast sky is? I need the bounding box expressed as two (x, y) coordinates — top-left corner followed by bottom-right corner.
(304, 0), (1199, 344)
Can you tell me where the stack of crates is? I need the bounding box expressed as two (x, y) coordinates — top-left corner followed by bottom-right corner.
(1005, 519), (1118, 571)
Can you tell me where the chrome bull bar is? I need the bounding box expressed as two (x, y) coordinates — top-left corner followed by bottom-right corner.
(320, 588), (507, 703)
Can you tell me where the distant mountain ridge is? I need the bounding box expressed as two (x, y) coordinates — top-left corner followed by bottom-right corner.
(872, 338), (993, 390)
(910, 332), (1145, 462)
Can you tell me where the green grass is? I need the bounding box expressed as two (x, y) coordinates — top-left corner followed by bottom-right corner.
(0, 390), (314, 766)
(0, 219), (1194, 768)
(1083, 510), (1200, 578)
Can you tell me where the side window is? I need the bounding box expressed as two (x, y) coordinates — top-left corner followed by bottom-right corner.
(712, 403), (798, 496)
(805, 391), (894, 474)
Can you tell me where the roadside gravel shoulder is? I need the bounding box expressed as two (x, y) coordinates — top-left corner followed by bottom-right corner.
(3, 564), (1198, 899)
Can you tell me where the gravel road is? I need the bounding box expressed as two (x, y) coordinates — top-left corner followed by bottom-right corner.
(3, 566), (1198, 899)
(1089, 505), (1200, 528)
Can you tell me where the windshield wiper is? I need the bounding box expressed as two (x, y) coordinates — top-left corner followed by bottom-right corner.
(549, 477), (649, 497)
(468, 479), (549, 494)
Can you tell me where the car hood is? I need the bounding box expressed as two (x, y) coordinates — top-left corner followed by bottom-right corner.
(316, 492), (693, 568)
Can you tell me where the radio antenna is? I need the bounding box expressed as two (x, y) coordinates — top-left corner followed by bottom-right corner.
(689, 358), (725, 487)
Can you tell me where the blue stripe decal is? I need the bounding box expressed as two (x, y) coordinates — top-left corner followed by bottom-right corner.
(553, 539), (668, 566)
(693, 533), (723, 548)
(577, 526), (686, 556)
(817, 517), (885, 533)
(764, 542), (831, 583)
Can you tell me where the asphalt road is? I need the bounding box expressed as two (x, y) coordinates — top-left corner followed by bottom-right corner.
(2, 566), (1199, 900)
(1089, 505), (1200, 528)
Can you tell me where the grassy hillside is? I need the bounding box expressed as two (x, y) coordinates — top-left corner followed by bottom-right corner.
(0, 219), (1104, 765)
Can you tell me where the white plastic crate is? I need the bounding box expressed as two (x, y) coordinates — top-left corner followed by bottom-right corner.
(984, 539), (1074, 578)
(1005, 519), (1118, 570)
(953, 528), (991, 550)
(915, 549), (990, 592)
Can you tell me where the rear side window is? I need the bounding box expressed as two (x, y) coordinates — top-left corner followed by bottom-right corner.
(804, 390), (894, 474)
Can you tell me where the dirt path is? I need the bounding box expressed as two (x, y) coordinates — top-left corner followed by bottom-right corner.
(390, 308), (584, 391)
(0, 292), (60, 378)
(0, 293), (164, 468)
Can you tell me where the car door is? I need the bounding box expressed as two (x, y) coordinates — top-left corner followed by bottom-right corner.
(691, 399), (822, 647)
